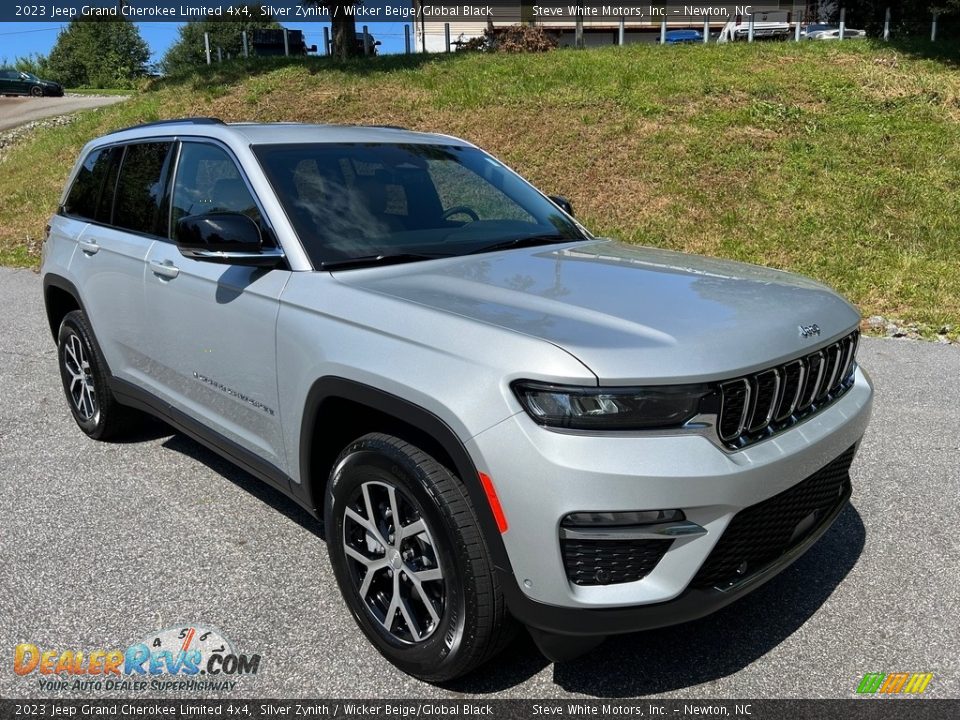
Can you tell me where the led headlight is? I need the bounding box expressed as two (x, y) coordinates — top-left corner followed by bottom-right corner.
(512, 381), (714, 431)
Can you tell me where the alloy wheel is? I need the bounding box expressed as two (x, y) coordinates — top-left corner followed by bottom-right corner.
(63, 334), (97, 421)
(342, 480), (445, 643)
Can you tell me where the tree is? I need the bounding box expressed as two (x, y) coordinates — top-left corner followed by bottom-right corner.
(45, 19), (149, 88)
(162, 5), (281, 74)
(302, 1), (361, 60)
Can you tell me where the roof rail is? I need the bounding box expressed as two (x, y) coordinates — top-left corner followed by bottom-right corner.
(108, 117), (225, 135)
(365, 124), (411, 131)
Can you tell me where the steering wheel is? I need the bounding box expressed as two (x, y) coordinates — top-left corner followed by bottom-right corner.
(441, 205), (480, 222)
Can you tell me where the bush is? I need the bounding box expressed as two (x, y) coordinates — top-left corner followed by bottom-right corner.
(457, 25), (559, 53)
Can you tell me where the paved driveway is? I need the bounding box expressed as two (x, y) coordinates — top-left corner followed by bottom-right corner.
(0, 95), (127, 132)
(0, 267), (957, 699)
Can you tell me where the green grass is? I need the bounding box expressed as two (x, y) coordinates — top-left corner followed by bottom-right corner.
(2, 41), (958, 337)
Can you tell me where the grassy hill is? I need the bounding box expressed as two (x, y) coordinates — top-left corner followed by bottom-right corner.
(2, 41), (958, 337)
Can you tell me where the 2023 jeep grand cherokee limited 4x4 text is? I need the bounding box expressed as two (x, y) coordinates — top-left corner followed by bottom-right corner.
(41, 119), (873, 681)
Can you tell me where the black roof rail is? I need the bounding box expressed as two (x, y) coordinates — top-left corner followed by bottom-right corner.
(108, 117), (225, 135)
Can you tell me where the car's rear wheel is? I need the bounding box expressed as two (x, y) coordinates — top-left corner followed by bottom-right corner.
(29, 85), (43, 97)
(57, 310), (138, 440)
(325, 433), (514, 681)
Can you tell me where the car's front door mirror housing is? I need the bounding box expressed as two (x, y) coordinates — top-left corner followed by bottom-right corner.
(549, 195), (574, 217)
(175, 213), (283, 267)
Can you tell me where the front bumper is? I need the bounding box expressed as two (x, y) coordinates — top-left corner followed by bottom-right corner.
(467, 366), (873, 632)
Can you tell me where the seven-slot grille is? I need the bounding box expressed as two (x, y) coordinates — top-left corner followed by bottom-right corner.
(717, 331), (859, 448)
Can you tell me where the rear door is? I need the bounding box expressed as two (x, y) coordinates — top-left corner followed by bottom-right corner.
(0, 71), (15, 93)
(142, 139), (290, 472)
(63, 142), (170, 384)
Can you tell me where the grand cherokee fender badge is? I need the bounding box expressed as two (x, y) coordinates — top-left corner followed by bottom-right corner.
(193, 372), (275, 415)
(799, 323), (821, 339)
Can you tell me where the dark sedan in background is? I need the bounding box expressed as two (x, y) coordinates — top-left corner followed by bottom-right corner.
(0, 70), (64, 97)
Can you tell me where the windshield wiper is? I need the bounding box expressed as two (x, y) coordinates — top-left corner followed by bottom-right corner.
(468, 234), (576, 256)
(320, 252), (446, 271)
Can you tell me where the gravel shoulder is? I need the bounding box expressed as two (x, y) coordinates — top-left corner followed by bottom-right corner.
(0, 95), (127, 132)
(0, 267), (957, 699)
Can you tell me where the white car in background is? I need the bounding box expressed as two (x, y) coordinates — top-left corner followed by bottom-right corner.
(807, 27), (868, 40)
(718, 13), (791, 41)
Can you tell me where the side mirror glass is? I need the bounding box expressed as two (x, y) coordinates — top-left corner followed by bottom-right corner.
(549, 195), (574, 217)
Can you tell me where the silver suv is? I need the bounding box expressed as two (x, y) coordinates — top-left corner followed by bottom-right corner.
(41, 119), (873, 681)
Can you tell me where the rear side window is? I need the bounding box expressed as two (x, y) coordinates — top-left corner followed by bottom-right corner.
(63, 146), (122, 222)
(113, 142), (174, 236)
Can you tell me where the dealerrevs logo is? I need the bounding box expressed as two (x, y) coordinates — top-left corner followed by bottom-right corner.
(13, 625), (261, 693)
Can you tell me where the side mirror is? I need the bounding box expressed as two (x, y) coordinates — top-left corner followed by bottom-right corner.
(549, 195), (574, 217)
(175, 213), (282, 267)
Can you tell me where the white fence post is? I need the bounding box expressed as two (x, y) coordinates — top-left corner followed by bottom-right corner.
(704, 18), (709, 43)
(204, 32), (211, 65)
(748, 15), (755, 42)
(660, 19), (666, 44)
(932, 13), (938, 42)
(404, 24), (411, 54)
(575, 11), (584, 48)
(217, 46), (222, 63)
(283, 28), (289, 56)
(444, 23), (451, 52)
(795, 18), (801, 42)
(619, 16), (625, 46)
(323, 26), (330, 56)
(242, 31), (248, 58)
(363, 25), (371, 55)
(883, 8), (891, 41)
(839, 8), (846, 40)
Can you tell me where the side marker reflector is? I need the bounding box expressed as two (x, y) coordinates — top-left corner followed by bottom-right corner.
(478, 472), (508, 534)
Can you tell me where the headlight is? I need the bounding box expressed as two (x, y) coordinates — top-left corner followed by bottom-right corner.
(512, 381), (714, 431)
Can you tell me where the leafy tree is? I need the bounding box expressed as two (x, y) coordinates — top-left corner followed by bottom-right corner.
(162, 5), (281, 74)
(302, 1), (361, 60)
(45, 20), (148, 88)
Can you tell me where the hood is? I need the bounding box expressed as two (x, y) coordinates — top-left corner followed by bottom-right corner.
(332, 239), (861, 384)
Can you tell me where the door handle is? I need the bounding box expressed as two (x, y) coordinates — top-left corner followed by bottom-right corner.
(78, 238), (100, 255)
(149, 259), (180, 280)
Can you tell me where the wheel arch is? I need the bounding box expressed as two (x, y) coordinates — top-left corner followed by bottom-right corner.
(298, 377), (515, 579)
(42, 274), (84, 342)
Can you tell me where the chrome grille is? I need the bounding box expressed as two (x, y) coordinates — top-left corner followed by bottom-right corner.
(717, 331), (859, 449)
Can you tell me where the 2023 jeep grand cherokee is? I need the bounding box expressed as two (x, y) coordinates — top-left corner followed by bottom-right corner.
(42, 119), (873, 681)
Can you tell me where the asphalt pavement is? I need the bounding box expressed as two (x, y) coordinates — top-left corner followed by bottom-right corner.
(0, 266), (957, 699)
(0, 95), (127, 132)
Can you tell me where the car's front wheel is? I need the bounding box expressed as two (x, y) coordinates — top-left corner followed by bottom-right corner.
(57, 310), (138, 440)
(325, 433), (514, 681)
(29, 85), (43, 97)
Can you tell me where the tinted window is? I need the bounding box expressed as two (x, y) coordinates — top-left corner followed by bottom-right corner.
(63, 146), (122, 222)
(171, 142), (266, 243)
(113, 142), (173, 235)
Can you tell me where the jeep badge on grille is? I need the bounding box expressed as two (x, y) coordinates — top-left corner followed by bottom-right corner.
(799, 324), (821, 338)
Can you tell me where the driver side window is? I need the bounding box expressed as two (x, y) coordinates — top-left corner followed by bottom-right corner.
(171, 142), (269, 243)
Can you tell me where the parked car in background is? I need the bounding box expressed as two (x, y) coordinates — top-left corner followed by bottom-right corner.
(354, 32), (382, 55)
(662, 29), (704, 44)
(807, 27), (868, 40)
(718, 13), (792, 41)
(0, 69), (64, 97)
(799, 23), (836, 38)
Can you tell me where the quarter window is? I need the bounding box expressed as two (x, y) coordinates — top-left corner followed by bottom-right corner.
(113, 142), (174, 236)
(63, 146), (122, 223)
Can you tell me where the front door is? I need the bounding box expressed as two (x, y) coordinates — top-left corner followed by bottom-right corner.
(142, 140), (290, 472)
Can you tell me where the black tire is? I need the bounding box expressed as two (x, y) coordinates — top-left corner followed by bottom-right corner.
(29, 85), (43, 97)
(57, 310), (137, 440)
(325, 433), (515, 682)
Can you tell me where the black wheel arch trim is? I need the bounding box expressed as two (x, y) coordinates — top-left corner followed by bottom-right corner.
(297, 376), (518, 586)
(42, 273), (87, 341)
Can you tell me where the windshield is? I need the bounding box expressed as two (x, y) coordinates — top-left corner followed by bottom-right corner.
(253, 143), (586, 267)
